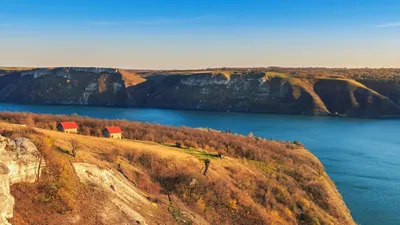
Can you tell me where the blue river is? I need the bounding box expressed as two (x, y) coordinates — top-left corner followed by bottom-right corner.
(1, 103), (399, 225)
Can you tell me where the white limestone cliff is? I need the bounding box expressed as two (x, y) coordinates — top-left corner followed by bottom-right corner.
(70, 67), (116, 74)
(0, 135), (44, 225)
(73, 163), (150, 225)
(21, 69), (52, 79)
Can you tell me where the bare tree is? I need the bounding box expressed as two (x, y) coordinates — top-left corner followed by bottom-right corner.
(26, 114), (35, 127)
(36, 157), (43, 181)
(70, 140), (80, 157)
(203, 159), (211, 176)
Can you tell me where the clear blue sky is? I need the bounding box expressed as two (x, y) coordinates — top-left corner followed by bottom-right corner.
(1, 0), (400, 69)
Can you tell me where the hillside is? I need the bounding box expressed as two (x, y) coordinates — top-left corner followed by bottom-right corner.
(0, 114), (355, 225)
(1, 67), (400, 117)
(0, 68), (128, 106)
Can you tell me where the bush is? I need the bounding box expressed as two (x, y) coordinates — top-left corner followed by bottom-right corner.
(137, 152), (153, 169)
(293, 140), (304, 148)
(104, 148), (120, 162)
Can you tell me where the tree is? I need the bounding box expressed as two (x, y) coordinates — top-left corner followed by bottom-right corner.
(203, 159), (210, 176)
(81, 126), (91, 136)
(70, 140), (80, 157)
(26, 114), (35, 127)
(36, 157), (43, 181)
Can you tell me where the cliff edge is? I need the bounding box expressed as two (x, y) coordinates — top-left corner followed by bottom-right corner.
(1, 67), (399, 117)
(0, 134), (44, 225)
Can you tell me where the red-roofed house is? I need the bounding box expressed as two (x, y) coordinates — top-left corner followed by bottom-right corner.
(57, 122), (79, 133)
(103, 126), (122, 139)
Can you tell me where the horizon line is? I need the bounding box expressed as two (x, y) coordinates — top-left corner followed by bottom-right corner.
(1, 65), (400, 71)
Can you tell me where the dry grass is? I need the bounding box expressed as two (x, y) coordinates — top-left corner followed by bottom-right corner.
(212, 70), (233, 79)
(0, 67), (34, 71)
(0, 113), (355, 225)
(118, 69), (146, 87)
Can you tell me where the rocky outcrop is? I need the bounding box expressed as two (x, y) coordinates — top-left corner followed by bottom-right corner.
(0, 135), (44, 225)
(21, 69), (52, 79)
(69, 67), (117, 74)
(20, 67), (117, 79)
(0, 67), (128, 106)
(73, 163), (152, 225)
(0, 163), (13, 225)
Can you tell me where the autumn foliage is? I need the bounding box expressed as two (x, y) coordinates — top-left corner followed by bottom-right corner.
(0, 112), (355, 225)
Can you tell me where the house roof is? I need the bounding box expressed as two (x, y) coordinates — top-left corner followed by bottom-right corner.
(59, 122), (79, 129)
(104, 126), (122, 134)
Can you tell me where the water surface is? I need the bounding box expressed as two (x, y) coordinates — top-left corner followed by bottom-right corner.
(1, 103), (399, 225)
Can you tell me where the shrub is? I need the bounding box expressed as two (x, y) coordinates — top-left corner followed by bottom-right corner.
(293, 140), (304, 148)
(104, 148), (120, 163)
(137, 152), (153, 169)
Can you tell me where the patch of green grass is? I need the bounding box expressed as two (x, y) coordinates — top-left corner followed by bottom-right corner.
(181, 148), (221, 160)
(165, 144), (221, 160)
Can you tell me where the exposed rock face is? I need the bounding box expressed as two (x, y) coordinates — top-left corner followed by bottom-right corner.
(21, 69), (52, 79)
(73, 163), (152, 225)
(69, 67), (116, 74)
(0, 163), (13, 225)
(1, 68), (400, 117)
(0, 135), (44, 225)
(0, 67), (127, 106)
(136, 73), (330, 115)
(127, 73), (400, 117)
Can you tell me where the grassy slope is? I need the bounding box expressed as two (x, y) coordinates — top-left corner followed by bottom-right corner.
(264, 72), (330, 115)
(0, 67), (34, 71)
(261, 73), (400, 116)
(313, 78), (400, 116)
(1, 122), (355, 225)
(118, 69), (146, 87)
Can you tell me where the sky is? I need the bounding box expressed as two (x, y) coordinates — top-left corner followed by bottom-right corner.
(1, 0), (400, 69)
